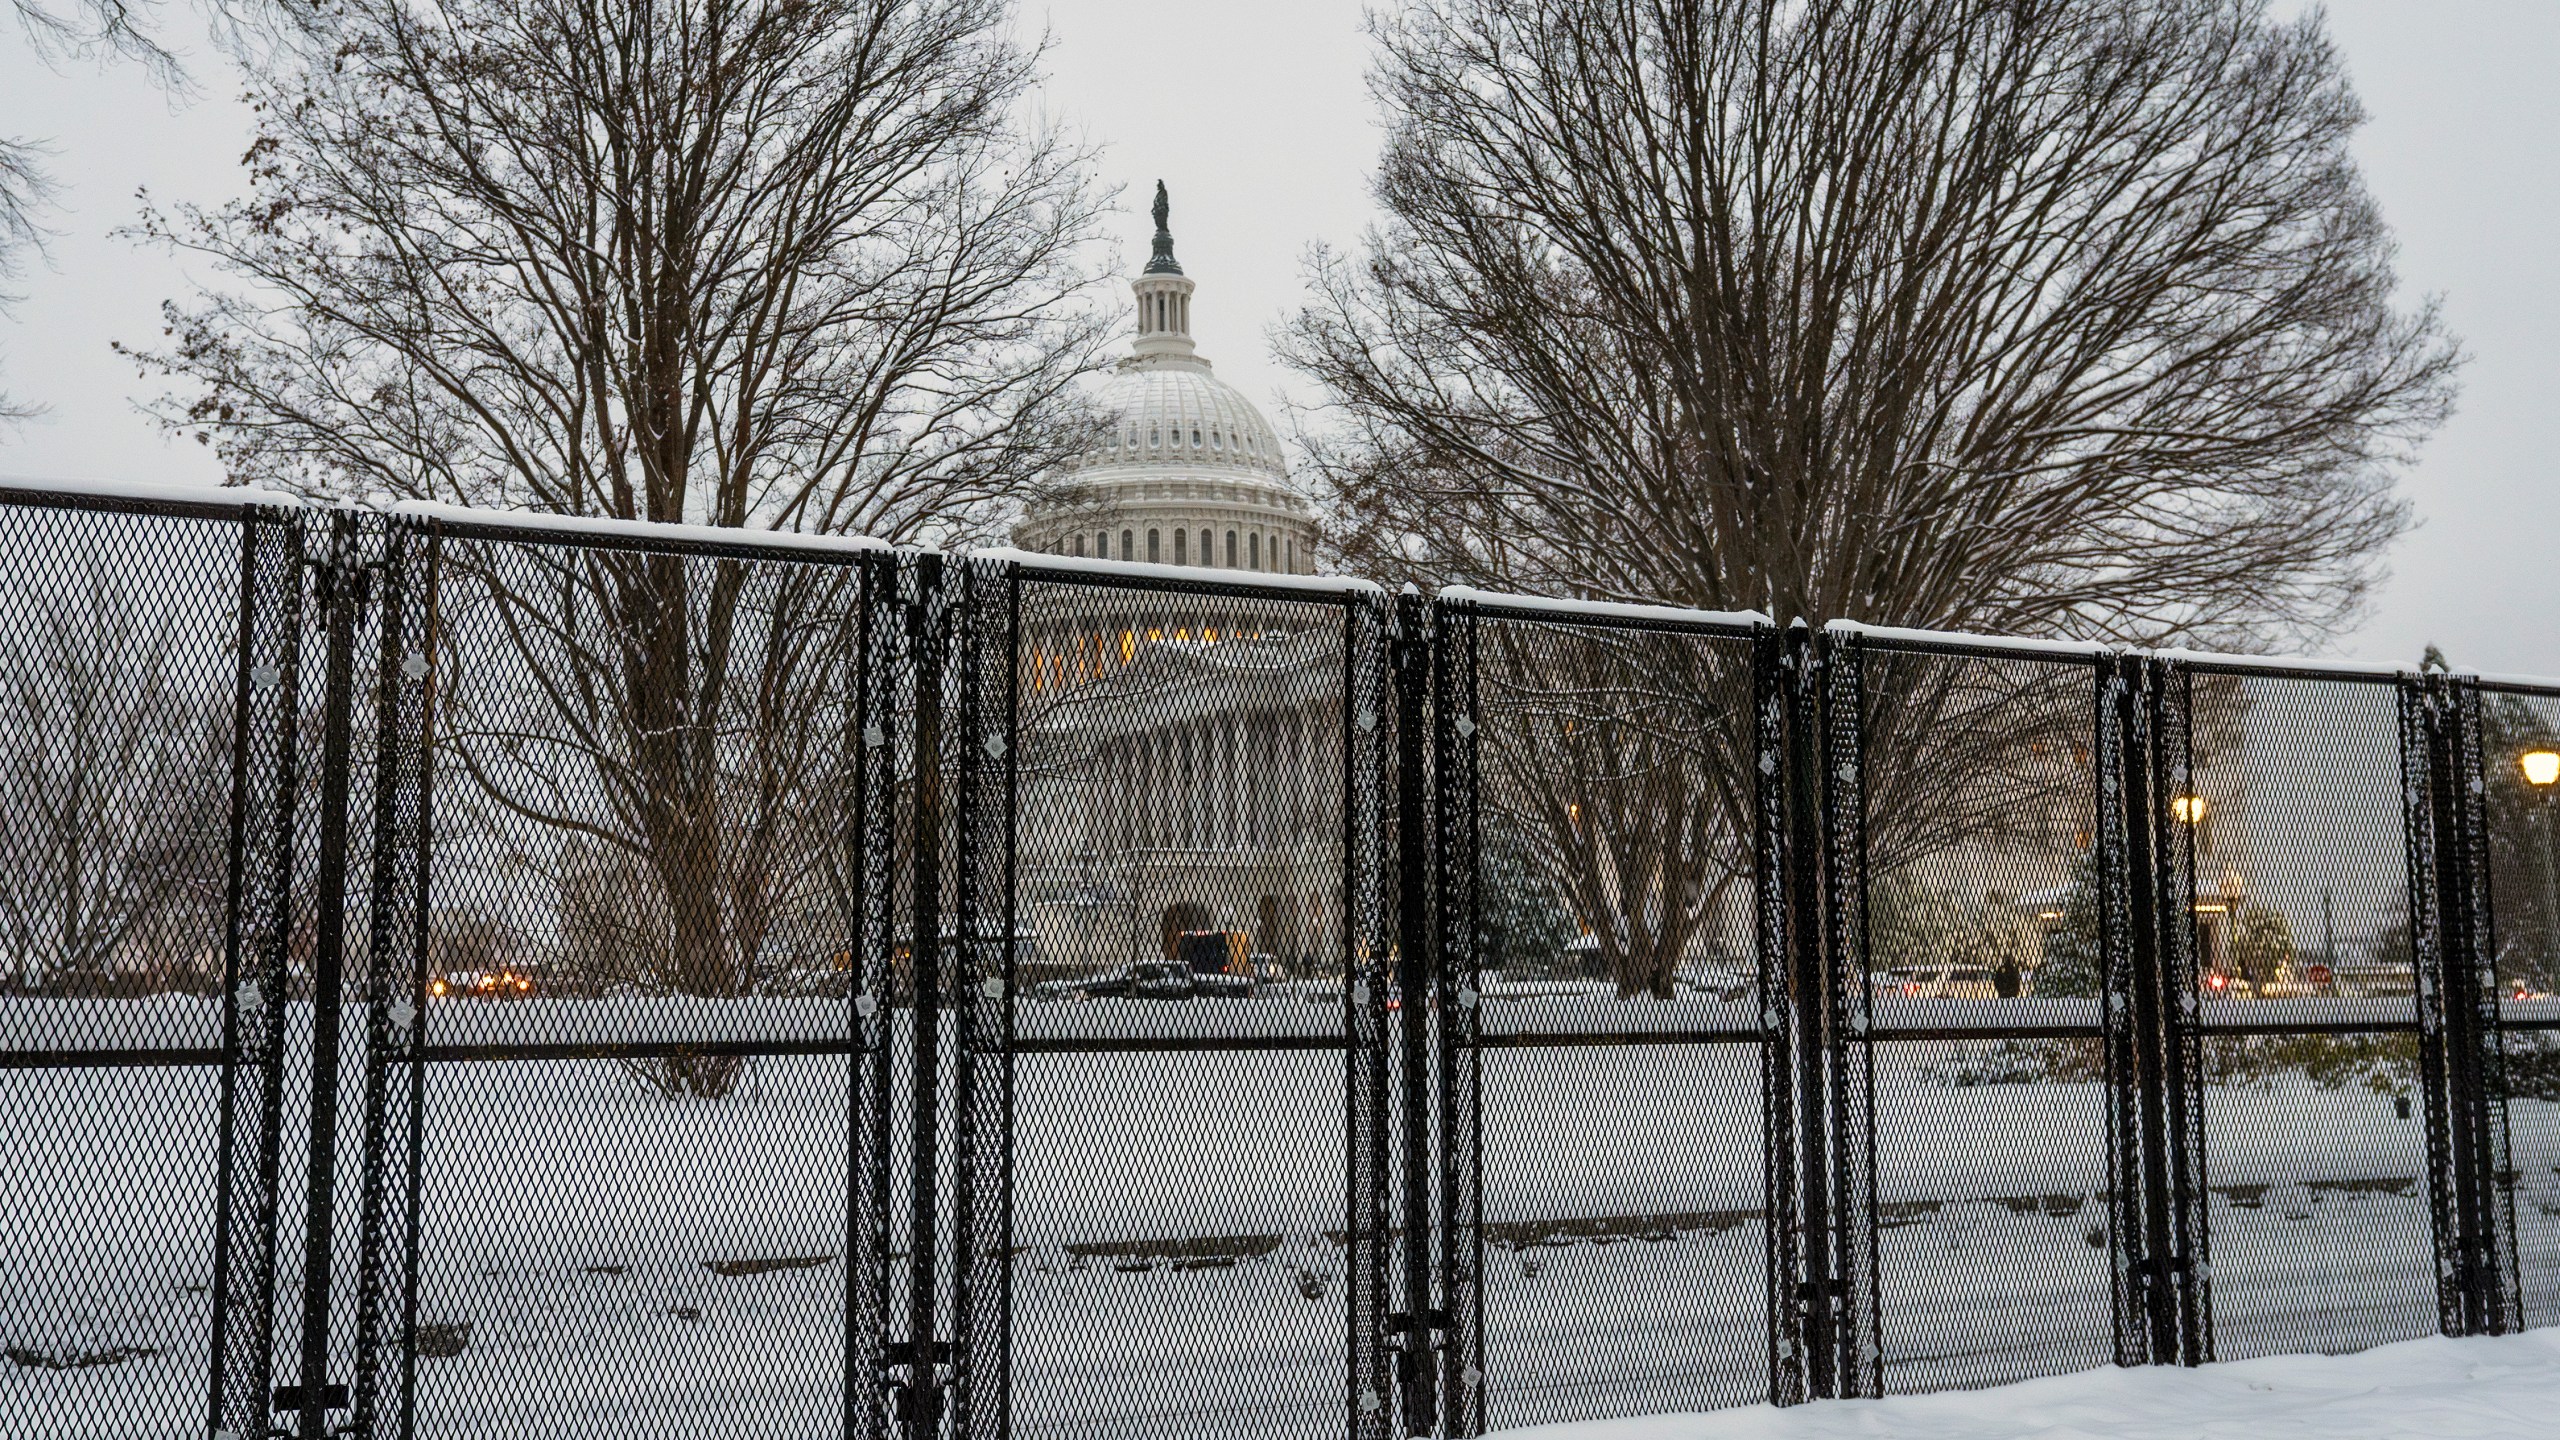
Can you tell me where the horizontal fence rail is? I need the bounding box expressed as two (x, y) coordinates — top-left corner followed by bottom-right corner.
(0, 479), (2553, 1439)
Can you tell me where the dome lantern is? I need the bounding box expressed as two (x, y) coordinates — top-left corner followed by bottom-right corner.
(1132, 181), (1198, 361)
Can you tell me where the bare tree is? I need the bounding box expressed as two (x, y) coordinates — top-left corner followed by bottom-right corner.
(1285, 0), (2459, 650)
(0, 575), (233, 993)
(123, 0), (1113, 1095)
(1473, 622), (1755, 996)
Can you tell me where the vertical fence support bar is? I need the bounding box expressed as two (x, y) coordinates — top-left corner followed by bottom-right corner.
(851, 550), (898, 1440)
(1752, 625), (1802, 1407)
(1780, 623), (1837, 1397)
(2117, 656), (2182, 1364)
(2421, 675), (2520, 1334)
(1430, 594), (1484, 1438)
(1389, 588), (1438, 1435)
(2406, 674), (2469, 1337)
(950, 554), (1017, 1440)
(2427, 674), (2488, 1332)
(1347, 590), (1396, 1440)
(2147, 661), (2214, 1363)
(2445, 680), (2522, 1333)
(287, 510), (371, 1438)
(209, 503), (309, 1440)
(899, 552), (948, 1439)
(1815, 627), (1879, 1398)
(2096, 657), (2148, 1366)
(352, 518), (434, 1440)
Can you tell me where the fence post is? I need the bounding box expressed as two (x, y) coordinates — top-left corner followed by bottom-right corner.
(1384, 587), (1439, 1435)
(1776, 624), (1835, 1398)
(894, 550), (950, 1440)
(2412, 675), (2521, 1336)
(853, 549), (901, 1440)
(209, 502), (309, 1440)
(1429, 592), (1486, 1437)
(2115, 655), (2193, 1365)
(1347, 588), (1397, 1440)
(2445, 679), (2523, 1333)
(2098, 656), (2153, 1365)
(350, 516), (435, 1440)
(279, 510), (374, 1438)
(1815, 626), (1878, 1398)
(950, 554), (1018, 1440)
(1749, 624), (1803, 1406)
(2405, 670), (2479, 1341)
(2144, 660), (2213, 1364)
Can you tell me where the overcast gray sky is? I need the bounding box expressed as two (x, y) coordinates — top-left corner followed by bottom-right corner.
(2, 1), (2553, 673)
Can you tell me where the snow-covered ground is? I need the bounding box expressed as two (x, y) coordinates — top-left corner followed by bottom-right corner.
(11, 999), (2560, 1437)
(1483, 1327), (2560, 1439)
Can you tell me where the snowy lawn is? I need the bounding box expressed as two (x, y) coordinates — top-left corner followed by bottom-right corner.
(1486, 1328), (2560, 1439)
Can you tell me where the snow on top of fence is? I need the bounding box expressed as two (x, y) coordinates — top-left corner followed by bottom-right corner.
(1823, 619), (2516, 686)
(1822, 618), (2115, 660)
(2468, 672), (2560, 694)
(0, 473), (304, 513)
(971, 545), (1385, 597)
(391, 499), (893, 559)
(2147, 646), (2406, 680)
(1437, 585), (1769, 630)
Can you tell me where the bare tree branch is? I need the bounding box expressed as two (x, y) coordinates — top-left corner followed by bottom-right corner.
(1283, 0), (2461, 653)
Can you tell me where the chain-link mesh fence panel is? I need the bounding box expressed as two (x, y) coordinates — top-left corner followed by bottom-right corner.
(0, 491), (274, 1436)
(2164, 665), (2439, 1361)
(1440, 600), (1774, 1430)
(971, 563), (1386, 1440)
(1841, 638), (2119, 1394)
(388, 519), (887, 1439)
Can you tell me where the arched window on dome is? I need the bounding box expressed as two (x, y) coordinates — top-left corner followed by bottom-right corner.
(1198, 529), (1212, 567)
(1074, 534), (1087, 558)
(1149, 427), (1160, 447)
(1286, 537), (1296, 573)
(1147, 529), (1161, 563)
(1210, 429), (1221, 451)
(1250, 533), (1261, 570)
(1121, 529), (1134, 561)
(1173, 529), (1186, 565)
(1191, 427), (1202, 447)
(1226, 530), (1238, 567)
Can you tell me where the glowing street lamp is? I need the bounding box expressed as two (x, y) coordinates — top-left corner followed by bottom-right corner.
(2526, 750), (2560, 989)
(2171, 793), (2208, 826)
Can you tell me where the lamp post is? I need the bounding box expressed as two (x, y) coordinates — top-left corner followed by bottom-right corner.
(2522, 749), (2560, 991)
(2172, 793), (2213, 984)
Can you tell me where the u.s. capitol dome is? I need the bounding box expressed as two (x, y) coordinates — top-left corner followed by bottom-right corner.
(1011, 183), (1318, 575)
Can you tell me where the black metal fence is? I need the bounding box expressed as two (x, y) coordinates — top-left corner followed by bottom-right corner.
(1, 482), (2548, 1440)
